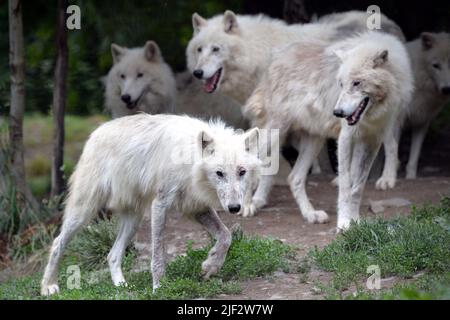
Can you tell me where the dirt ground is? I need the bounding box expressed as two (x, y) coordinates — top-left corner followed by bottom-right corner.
(135, 127), (450, 299)
(135, 174), (450, 300)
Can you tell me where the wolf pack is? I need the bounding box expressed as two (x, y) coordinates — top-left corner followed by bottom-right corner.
(41, 10), (450, 295)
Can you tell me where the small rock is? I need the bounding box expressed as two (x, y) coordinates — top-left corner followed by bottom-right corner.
(308, 181), (319, 187)
(369, 197), (412, 213)
(273, 271), (286, 278)
(269, 294), (285, 300)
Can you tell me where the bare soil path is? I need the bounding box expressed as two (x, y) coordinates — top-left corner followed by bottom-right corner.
(136, 175), (450, 300)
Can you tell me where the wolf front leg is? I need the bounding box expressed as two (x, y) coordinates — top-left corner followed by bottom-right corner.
(337, 129), (381, 231)
(195, 210), (232, 279)
(376, 123), (401, 190)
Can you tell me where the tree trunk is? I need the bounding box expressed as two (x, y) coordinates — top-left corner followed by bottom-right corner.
(8, 0), (39, 211)
(283, 0), (309, 24)
(51, 0), (68, 197)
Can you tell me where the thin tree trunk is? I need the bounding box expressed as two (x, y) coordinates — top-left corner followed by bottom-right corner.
(51, 0), (68, 197)
(283, 0), (309, 24)
(8, 0), (39, 211)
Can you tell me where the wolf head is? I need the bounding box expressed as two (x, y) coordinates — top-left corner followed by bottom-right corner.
(331, 34), (412, 126)
(195, 126), (260, 214)
(107, 41), (174, 113)
(186, 11), (241, 94)
(420, 32), (450, 96)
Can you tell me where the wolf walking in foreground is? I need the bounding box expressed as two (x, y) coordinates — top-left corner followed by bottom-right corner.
(243, 32), (413, 230)
(376, 32), (450, 190)
(41, 114), (260, 295)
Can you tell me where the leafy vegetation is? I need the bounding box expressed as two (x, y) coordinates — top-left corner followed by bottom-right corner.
(310, 198), (450, 299)
(0, 226), (295, 300)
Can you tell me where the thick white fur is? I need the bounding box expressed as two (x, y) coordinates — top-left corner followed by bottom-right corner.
(243, 32), (413, 230)
(105, 41), (177, 118)
(40, 114), (260, 295)
(186, 10), (405, 105)
(377, 32), (450, 189)
(105, 42), (246, 129)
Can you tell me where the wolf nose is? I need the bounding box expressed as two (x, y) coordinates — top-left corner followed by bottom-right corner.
(228, 204), (241, 214)
(441, 87), (450, 95)
(193, 69), (204, 79)
(333, 109), (345, 118)
(121, 94), (131, 103)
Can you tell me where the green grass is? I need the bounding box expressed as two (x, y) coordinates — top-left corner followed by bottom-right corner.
(23, 113), (108, 198)
(0, 226), (295, 300)
(310, 198), (450, 299)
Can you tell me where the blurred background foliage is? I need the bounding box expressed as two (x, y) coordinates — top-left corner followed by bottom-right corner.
(0, 0), (450, 116)
(0, 0), (243, 116)
(0, 0), (449, 200)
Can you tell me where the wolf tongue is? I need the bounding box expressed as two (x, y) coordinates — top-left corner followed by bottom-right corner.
(204, 72), (219, 93)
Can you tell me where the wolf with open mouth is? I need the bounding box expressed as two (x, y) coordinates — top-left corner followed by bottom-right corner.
(104, 41), (177, 118)
(242, 32), (414, 231)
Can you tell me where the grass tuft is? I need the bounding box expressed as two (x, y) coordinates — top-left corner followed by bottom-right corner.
(311, 198), (450, 294)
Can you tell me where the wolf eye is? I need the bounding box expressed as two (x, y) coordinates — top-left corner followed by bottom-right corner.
(137, 72), (143, 78)
(120, 74), (125, 79)
(197, 47), (202, 53)
(216, 171), (224, 178)
(212, 46), (220, 53)
(353, 81), (361, 87)
(239, 169), (246, 177)
(432, 63), (441, 70)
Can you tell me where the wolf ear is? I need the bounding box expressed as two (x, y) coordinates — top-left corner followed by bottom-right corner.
(421, 32), (435, 50)
(373, 50), (389, 68)
(198, 131), (214, 157)
(144, 41), (161, 62)
(192, 13), (207, 34)
(111, 43), (126, 64)
(223, 10), (239, 34)
(244, 128), (259, 156)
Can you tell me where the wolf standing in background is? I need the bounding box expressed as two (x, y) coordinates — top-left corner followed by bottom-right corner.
(104, 41), (246, 129)
(376, 32), (450, 190)
(186, 10), (405, 105)
(40, 114), (260, 295)
(105, 41), (177, 118)
(243, 32), (413, 230)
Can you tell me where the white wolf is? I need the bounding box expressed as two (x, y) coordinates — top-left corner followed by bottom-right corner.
(40, 114), (260, 295)
(105, 41), (246, 129)
(376, 32), (450, 190)
(243, 32), (413, 230)
(105, 41), (177, 118)
(186, 10), (405, 105)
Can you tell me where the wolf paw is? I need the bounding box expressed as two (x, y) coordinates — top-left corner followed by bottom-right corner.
(375, 176), (396, 190)
(41, 283), (60, 296)
(242, 203), (257, 217)
(201, 260), (221, 280)
(337, 216), (360, 232)
(304, 210), (329, 224)
(241, 197), (266, 217)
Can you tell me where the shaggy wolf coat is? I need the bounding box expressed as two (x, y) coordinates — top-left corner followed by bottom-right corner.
(41, 114), (260, 295)
(186, 10), (405, 105)
(243, 32), (413, 230)
(376, 32), (450, 189)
